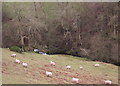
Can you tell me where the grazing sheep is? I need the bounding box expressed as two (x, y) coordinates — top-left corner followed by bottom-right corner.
(104, 80), (112, 84)
(72, 77), (79, 84)
(15, 59), (20, 64)
(22, 62), (28, 68)
(80, 66), (83, 70)
(50, 61), (55, 66)
(46, 71), (52, 77)
(94, 64), (100, 67)
(66, 65), (71, 69)
(11, 54), (16, 57)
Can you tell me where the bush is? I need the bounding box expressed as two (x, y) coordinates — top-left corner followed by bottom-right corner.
(9, 46), (22, 53)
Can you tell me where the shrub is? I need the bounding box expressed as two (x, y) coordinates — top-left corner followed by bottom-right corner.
(9, 46), (22, 53)
(110, 37), (117, 41)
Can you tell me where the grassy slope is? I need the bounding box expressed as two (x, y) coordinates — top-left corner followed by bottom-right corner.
(2, 48), (118, 84)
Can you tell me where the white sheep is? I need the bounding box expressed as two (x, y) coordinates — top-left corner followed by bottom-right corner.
(66, 65), (71, 69)
(22, 62), (28, 68)
(104, 80), (112, 84)
(46, 71), (52, 77)
(94, 64), (100, 67)
(11, 54), (16, 57)
(15, 59), (20, 64)
(80, 66), (83, 70)
(72, 77), (79, 84)
(50, 61), (55, 66)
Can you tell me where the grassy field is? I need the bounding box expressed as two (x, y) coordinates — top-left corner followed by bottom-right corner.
(2, 48), (118, 84)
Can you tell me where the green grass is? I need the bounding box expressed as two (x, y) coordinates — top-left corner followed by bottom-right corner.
(2, 48), (118, 84)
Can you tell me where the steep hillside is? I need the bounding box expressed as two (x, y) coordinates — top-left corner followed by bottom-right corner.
(2, 48), (118, 84)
